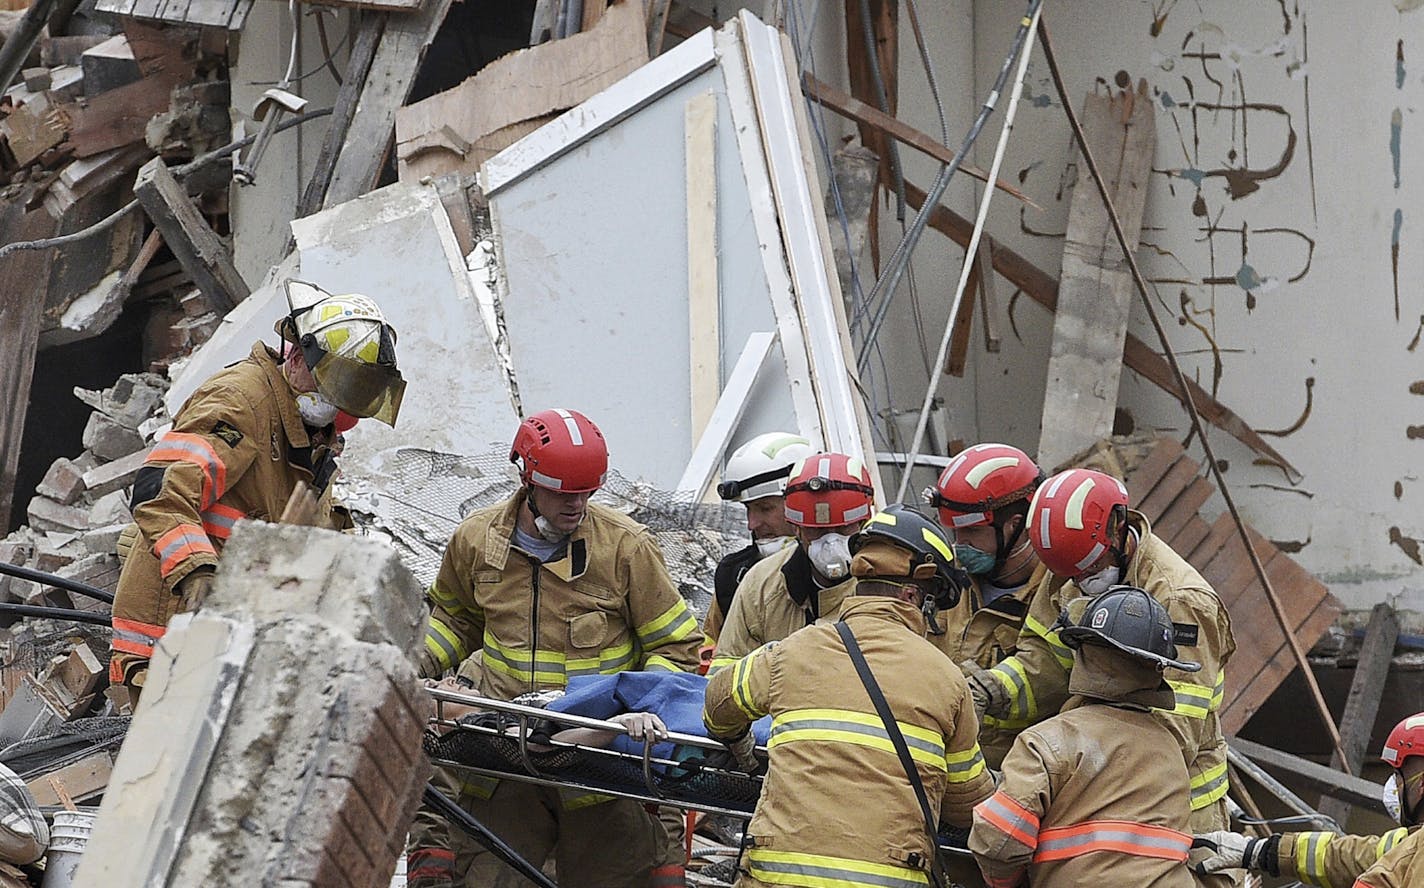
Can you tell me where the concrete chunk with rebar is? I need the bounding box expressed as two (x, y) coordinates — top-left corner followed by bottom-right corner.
(75, 521), (432, 888)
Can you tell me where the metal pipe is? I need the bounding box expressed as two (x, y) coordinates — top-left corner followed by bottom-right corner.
(0, 603), (110, 626)
(0, 0), (60, 94)
(0, 562), (114, 604)
(1224, 745), (1342, 834)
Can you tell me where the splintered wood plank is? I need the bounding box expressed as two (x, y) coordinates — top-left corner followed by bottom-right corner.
(1137, 456), (1197, 525)
(686, 89), (719, 446)
(1319, 603), (1399, 821)
(67, 71), (182, 157)
(1153, 477), (1215, 543)
(1184, 510), (1237, 565)
(323, 0), (453, 207)
(1037, 82), (1154, 471)
(1221, 592), (1340, 735)
(133, 157), (249, 310)
(1124, 436), (1184, 504)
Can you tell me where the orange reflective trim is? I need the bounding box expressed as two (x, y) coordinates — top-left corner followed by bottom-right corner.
(154, 524), (216, 577)
(147, 432), (228, 508)
(111, 617), (165, 658)
(1032, 820), (1190, 864)
(983, 873), (1024, 888)
(976, 791), (1040, 849)
(108, 659), (124, 683)
(200, 503), (246, 540)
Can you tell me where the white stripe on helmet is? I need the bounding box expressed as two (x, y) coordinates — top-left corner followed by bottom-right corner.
(842, 503), (870, 523)
(965, 456), (1019, 489)
(554, 408), (583, 446)
(1075, 542), (1106, 572)
(530, 470), (564, 490)
(1038, 508), (1052, 549)
(1064, 476), (1096, 531)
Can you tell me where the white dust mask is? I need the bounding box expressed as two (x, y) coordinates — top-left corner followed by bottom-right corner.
(807, 533), (852, 580)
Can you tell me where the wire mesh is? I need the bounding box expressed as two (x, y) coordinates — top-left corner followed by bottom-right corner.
(342, 448), (750, 618)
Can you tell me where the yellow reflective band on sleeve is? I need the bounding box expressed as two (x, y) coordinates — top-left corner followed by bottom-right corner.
(731, 649), (767, 720)
(769, 708), (948, 772)
(1212, 670), (1224, 708)
(460, 774), (500, 800)
(427, 579), (468, 616)
(945, 743), (988, 784)
(1164, 680), (1215, 720)
(636, 599), (699, 649)
(1023, 614), (1073, 670)
(1188, 761), (1229, 810)
(981, 714), (1035, 731)
(747, 848), (929, 888)
(1295, 832), (1335, 888)
(708, 654), (738, 673)
(643, 653), (683, 672)
(989, 658), (1037, 722)
(424, 620), (467, 671)
(1378, 827), (1409, 857)
(561, 791), (616, 810)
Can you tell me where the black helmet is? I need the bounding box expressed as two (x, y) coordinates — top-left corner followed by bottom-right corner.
(849, 504), (969, 608)
(1060, 585), (1201, 672)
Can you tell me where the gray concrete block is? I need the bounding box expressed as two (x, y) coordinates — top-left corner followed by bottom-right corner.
(80, 449), (148, 498)
(35, 458), (85, 505)
(85, 490), (130, 528)
(81, 412), (145, 461)
(76, 522), (431, 888)
(26, 497), (90, 534)
(210, 523), (425, 657)
(80, 523), (127, 557)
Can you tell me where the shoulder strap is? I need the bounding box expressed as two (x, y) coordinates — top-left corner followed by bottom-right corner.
(834, 620), (948, 888)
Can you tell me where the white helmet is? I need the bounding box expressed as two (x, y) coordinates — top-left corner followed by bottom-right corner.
(717, 433), (815, 503)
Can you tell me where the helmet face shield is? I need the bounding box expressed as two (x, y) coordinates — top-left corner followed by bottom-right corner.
(301, 337), (406, 426)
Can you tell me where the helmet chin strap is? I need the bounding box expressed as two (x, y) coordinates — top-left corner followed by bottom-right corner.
(524, 487), (572, 543)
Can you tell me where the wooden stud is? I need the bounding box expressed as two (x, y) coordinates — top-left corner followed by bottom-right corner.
(943, 250), (980, 378)
(977, 239), (1001, 353)
(685, 90), (719, 446)
(1319, 603), (1399, 824)
(133, 157), (249, 311)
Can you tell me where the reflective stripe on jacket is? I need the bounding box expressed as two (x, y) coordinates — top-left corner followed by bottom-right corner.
(1280, 827), (1417, 888)
(418, 492), (701, 699)
(1352, 826), (1424, 888)
(969, 702), (1196, 888)
(707, 544), (855, 673)
(703, 596), (994, 886)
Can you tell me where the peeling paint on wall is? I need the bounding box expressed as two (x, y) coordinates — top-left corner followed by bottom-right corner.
(1257, 376), (1314, 436)
(1389, 526), (1423, 565)
(1391, 108), (1403, 190)
(1396, 0), (1424, 14)
(1271, 535), (1310, 553)
(1394, 209), (1405, 321)
(1398, 39), (1407, 89)
(1408, 314), (1424, 350)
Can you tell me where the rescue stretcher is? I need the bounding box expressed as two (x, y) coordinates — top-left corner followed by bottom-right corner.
(422, 687), (974, 858)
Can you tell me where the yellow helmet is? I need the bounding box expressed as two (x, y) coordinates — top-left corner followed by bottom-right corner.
(277, 280), (406, 426)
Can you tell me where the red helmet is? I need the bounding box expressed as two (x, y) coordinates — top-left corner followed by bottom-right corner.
(1026, 468), (1129, 576)
(926, 443), (1044, 529)
(1384, 713), (1424, 769)
(784, 453), (874, 528)
(509, 409), (608, 494)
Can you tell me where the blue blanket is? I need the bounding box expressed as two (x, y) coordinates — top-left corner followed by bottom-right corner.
(547, 671), (771, 760)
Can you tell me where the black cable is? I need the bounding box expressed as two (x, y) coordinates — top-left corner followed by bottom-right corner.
(421, 783), (560, 888)
(855, 0), (1043, 374)
(0, 603), (110, 626)
(0, 561), (115, 604)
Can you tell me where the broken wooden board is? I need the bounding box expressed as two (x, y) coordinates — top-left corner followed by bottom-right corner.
(395, 0), (647, 183)
(0, 206), (59, 530)
(1119, 436), (1339, 735)
(322, 0), (453, 208)
(1038, 82), (1155, 471)
(66, 71), (182, 157)
(134, 156), (248, 310)
(1, 91), (70, 167)
(1318, 602), (1398, 824)
(94, 0), (253, 29)
(300, 0), (421, 11)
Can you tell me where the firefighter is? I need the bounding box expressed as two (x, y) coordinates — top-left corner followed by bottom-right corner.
(407, 408), (701, 888)
(704, 505), (993, 888)
(965, 468), (1235, 884)
(922, 443), (1050, 766)
(1191, 711), (1424, 888)
(707, 452), (874, 672)
(705, 432), (814, 646)
(109, 280), (405, 690)
(969, 585), (1199, 887)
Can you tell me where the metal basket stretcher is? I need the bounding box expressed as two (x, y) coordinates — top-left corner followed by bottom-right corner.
(422, 687), (973, 857)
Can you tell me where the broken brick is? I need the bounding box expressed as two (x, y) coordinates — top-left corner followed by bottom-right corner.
(35, 457), (86, 505)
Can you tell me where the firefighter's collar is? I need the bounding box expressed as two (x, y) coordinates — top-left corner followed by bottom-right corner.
(255, 342), (313, 450)
(840, 595), (927, 636)
(484, 491), (590, 579)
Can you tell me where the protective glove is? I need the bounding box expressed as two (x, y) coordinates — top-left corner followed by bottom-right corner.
(175, 568), (216, 612)
(958, 659), (1008, 722)
(1189, 831), (1280, 876)
(611, 712), (669, 743)
(406, 847), (458, 888)
(724, 730), (760, 774)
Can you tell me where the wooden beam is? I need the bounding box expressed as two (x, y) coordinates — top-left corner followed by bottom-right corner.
(686, 90), (718, 444)
(133, 157), (248, 311)
(0, 208), (59, 531)
(322, 0), (453, 209)
(944, 253), (980, 378)
(803, 75), (1035, 207)
(1230, 737), (1385, 813)
(1038, 84), (1155, 471)
(901, 179), (1301, 478)
(646, 0), (671, 56)
(296, 12), (386, 220)
(976, 238), (1001, 353)
(842, 0), (896, 272)
(1319, 603), (1399, 824)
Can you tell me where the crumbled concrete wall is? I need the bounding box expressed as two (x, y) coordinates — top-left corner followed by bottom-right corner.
(75, 521), (431, 888)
